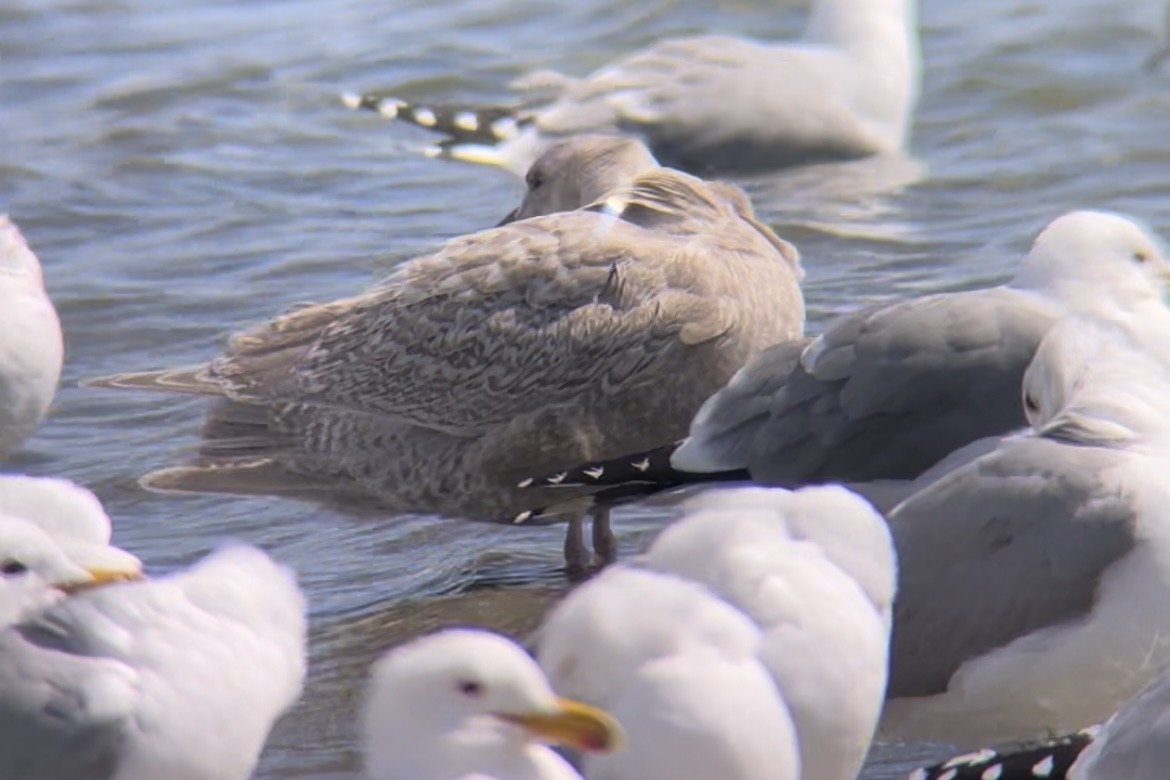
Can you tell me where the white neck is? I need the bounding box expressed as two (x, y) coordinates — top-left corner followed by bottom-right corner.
(368, 717), (547, 780)
(803, 0), (917, 50)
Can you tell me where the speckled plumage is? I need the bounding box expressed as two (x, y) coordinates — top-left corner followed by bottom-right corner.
(90, 143), (804, 523)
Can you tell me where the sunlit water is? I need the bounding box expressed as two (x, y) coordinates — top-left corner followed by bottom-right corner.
(3, 0), (1169, 776)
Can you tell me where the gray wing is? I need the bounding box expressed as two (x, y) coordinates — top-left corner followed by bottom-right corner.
(1071, 669), (1170, 779)
(744, 288), (1055, 484)
(887, 437), (1138, 698)
(672, 339), (811, 472)
(538, 36), (876, 171)
(0, 616), (136, 780)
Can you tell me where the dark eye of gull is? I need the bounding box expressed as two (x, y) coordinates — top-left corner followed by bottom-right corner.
(0, 560), (29, 576)
(457, 679), (484, 697)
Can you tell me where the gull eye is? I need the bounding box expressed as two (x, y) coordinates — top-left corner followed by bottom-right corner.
(526, 169), (545, 190)
(1024, 394), (1039, 414)
(457, 679), (483, 698)
(1133, 250), (1150, 264)
(0, 560), (28, 576)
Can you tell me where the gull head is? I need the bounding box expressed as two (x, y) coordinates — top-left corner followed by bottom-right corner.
(1022, 316), (1170, 445)
(363, 629), (620, 778)
(0, 512), (141, 625)
(0, 475), (143, 582)
(1012, 210), (1170, 314)
(498, 135), (659, 224)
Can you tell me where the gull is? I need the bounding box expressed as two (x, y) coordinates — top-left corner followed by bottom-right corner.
(85, 138), (805, 569)
(0, 216), (63, 461)
(495, 134), (659, 224)
(881, 317), (1170, 746)
(514, 210), (1170, 519)
(0, 475), (142, 579)
(341, 0), (921, 175)
(0, 511), (140, 628)
(908, 664), (1170, 780)
(640, 485), (896, 780)
(362, 628), (621, 780)
(537, 566), (800, 780)
(0, 544), (306, 780)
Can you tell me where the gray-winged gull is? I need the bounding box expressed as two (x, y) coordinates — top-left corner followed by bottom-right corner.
(881, 317), (1170, 746)
(0, 216), (62, 461)
(363, 628), (621, 780)
(341, 0), (920, 174)
(0, 544), (306, 780)
(537, 566), (800, 780)
(515, 210), (1170, 518)
(85, 138), (805, 569)
(907, 728), (1098, 780)
(640, 485), (895, 780)
(908, 665), (1170, 780)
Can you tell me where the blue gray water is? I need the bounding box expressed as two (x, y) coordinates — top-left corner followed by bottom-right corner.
(3, 0), (1169, 776)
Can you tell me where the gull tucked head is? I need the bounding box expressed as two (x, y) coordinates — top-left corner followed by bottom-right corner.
(536, 567), (761, 705)
(363, 629), (620, 779)
(1022, 316), (1170, 445)
(654, 486), (896, 625)
(1011, 210), (1170, 314)
(499, 135), (659, 224)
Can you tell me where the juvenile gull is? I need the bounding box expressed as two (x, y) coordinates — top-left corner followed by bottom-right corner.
(881, 318), (1170, 746)
(537, 566), (800, 780)
(0, 545), (307, 780)
(342, 0), (921, 175)
(363, 628), (621, 780)
(641, 485), (896, 780)
(514, 210), (1170, 517)
(497, 135), (659, 224)
(86, 138), (805, 567)
(0, 216), (62, 460)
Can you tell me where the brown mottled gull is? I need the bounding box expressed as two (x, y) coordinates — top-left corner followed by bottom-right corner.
(87, 137), (804, 567)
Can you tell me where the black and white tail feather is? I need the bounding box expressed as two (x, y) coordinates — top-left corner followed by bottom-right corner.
(340, 91), (534, 158)
(908, 727), (1099, 780)
(510, 441), (749, 524)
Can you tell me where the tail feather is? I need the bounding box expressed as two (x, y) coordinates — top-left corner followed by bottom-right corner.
(508, 441), (750, 524)
(340, 92), (531, 145)
(81, 366), (220, 395)
(909, 728), (1098, 780)
(140, 459), (340, 497)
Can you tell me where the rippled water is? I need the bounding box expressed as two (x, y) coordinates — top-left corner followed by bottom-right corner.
(3, 0), (1170, 776)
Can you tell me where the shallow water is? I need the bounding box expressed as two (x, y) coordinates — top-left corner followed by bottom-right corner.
(3, 0), (1170, 776)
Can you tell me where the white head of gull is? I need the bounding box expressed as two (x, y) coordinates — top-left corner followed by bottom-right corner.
(0, 545), (305, 780)
(363, 628), (621, 780)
